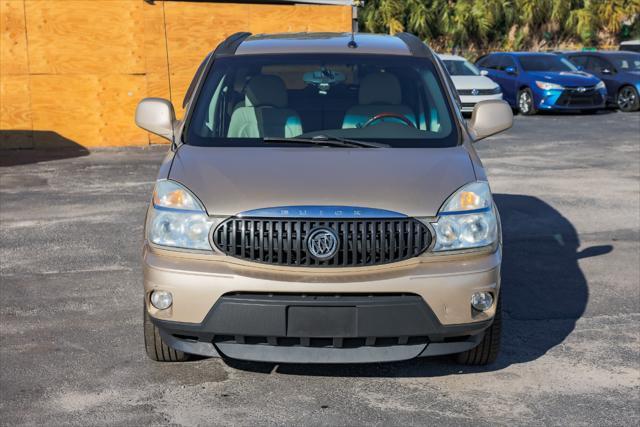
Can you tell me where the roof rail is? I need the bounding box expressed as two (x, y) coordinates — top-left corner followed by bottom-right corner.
(395, 32), (433, 59)
(213, 32), (252, 57)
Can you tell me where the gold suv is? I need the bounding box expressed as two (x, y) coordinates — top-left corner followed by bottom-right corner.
(135, 32), (513, 364)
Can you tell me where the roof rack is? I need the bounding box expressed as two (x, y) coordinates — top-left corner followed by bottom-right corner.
(213, 32), (252, 57)
(395, 32), (434, 59)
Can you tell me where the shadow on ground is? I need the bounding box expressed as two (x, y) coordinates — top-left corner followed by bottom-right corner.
(0, 131), (89, 167)
(220, 193), (612, 377)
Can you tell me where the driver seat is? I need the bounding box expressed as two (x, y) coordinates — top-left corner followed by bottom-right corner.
(228, 75), (302, 138)
(342, 72), (416, 129)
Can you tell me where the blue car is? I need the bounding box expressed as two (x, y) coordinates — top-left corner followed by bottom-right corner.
(560, 51), (640, 112)
(475, 52), (607, 115)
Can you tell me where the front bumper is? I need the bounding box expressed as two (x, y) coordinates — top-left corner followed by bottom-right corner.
(144, 244), (501, 362)
(535, 88), (607, 110)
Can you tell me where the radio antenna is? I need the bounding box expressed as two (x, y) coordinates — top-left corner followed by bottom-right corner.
(349, 0), (363, 48)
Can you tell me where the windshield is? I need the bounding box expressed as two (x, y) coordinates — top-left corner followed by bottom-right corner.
(442, 59), (480, 76)
(186, 54), (458, 148)
(519, 55), (578, 72)
(608, 53), (640, 71)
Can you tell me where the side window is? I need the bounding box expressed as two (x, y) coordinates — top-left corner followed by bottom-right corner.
(569, 55), (588, 69)
(587, 56), (610, 73)
(498, 56), (516, 72)
(481, 55), (499, 69)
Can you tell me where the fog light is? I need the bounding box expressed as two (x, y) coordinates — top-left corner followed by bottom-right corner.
(150, 290), (173, 310)
(471, 292), (493, 311)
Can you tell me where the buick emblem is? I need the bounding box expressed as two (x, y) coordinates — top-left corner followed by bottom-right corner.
(471, 88), (479, 96)
(307, 228), (339, 260)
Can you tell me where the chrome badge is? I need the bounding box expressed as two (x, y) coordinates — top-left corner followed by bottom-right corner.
(471, 88), (479, 96)
(307, 228), (339, 260)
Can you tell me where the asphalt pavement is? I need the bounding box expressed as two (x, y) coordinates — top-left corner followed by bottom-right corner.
(1, 111), (639, 426)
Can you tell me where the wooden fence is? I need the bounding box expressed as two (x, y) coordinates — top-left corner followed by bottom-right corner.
(0, 0), (352, 148)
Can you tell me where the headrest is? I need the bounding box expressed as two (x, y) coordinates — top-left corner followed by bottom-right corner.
(245, 75), (288, 108)
(359, 72), (402, 105)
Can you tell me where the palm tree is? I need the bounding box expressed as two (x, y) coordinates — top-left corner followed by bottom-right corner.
(359, 0), (640, 54)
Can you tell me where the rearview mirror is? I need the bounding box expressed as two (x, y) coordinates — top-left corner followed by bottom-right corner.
(468, 100), (513, 141)
(135, 98), (176, 142)
(479, 69), (489, 76)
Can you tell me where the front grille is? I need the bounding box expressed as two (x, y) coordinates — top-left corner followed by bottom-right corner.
(213, 217), (431, 267)
(556, 86), (602, 106)
(457, 88), (500, 96)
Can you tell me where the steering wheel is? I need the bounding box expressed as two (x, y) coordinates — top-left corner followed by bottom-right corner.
(362, 112), (415, 128)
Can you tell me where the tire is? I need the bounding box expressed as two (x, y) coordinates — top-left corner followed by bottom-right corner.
(144, 304), (189, 362)
(455, 295), (502, 365)
(616, 85), (640, 112)
(517, 88), (537, 115)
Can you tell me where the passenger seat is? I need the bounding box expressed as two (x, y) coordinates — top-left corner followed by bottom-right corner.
(227, 75), (302, 138)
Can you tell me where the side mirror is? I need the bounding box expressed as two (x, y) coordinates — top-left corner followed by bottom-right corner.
(479, 69), (489, 76)
(135, 98), (176, 142)
(468, 100), (513, 141)
(576, 65), (584, 71)
(601, 68), (612, 75)
(505, 66), (517, 75)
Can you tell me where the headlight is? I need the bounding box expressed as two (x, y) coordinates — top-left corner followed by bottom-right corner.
(595, 81), (606, 90)
(431, 182), (498, 251)
(535, 81), (564, 90)
(147, 180), (213, 250)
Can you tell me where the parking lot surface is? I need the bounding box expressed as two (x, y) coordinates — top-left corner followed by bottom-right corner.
(1, 112), (639, 426)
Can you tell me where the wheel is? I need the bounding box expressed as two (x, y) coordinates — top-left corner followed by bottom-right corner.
(144, 304), (189, 362)
(616, 85), (640, 112)
(517, 88), (537, 115)
(455, 295), (502, 365)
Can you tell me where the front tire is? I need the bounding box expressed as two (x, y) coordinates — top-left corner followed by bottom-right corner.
(455, 295), (502, 365)
(144, 305), (190, 362)
(617, 85), (640, 112)
(517, 88), (537, 115)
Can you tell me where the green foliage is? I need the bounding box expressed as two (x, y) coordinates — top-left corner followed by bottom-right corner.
(359, 0), (640, 55)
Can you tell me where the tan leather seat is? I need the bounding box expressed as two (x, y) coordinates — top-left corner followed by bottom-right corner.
(227, 75), (303, 138)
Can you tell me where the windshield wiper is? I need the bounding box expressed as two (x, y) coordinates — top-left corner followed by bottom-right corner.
(263, 135), (388, 148)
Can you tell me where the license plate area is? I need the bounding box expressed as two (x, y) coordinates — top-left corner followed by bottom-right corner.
(287, 306), (357, 337)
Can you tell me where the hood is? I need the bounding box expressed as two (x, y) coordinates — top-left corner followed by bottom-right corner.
(169, 145), (477, 217)
(527, 70), (601, 86)
(451, 75), (499, 90)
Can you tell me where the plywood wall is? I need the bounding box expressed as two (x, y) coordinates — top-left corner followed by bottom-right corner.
(0, 0), (351, 148)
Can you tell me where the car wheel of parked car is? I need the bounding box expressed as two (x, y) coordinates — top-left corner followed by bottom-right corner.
(517, 88), (536, 115)
(144, 305), (190, 362)
(616, 85), (640, 112)
(455, 295), (502, 365)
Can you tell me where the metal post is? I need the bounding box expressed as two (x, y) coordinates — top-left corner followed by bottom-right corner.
(352, 1), (363, 33)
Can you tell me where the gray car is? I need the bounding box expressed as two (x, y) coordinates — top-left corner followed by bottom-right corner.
(135, 32), (513, 365)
